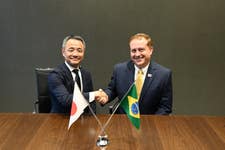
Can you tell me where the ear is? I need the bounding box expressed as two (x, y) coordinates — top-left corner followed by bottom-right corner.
(62, 48), (65, 57)
(149, 46), (154, 55)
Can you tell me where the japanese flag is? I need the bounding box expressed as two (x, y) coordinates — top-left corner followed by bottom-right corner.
(68, 82), (89, 130)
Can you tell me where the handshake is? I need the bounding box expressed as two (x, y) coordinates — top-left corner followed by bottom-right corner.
(94, 89), (108, 105)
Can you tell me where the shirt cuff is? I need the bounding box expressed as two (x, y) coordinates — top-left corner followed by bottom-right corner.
(89, 91), (95, 102)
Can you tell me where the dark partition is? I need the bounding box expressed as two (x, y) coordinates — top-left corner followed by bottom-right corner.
(0, 0), (225, 115)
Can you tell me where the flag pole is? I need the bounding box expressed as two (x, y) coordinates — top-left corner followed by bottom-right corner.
(86, 102), (106, 135)
(98, 82), (135, 136)
(95, 83), (135, 147)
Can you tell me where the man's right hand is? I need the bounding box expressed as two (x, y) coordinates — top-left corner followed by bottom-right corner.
(94, 89), (108, 104)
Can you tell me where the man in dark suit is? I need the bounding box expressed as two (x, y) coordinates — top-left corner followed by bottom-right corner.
(48, 35), (96, 114)
(97, 33), (172, 115)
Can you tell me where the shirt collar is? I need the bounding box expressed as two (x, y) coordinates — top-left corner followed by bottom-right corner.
(64, 61), (80, 72)
(134, 63), (150, 73)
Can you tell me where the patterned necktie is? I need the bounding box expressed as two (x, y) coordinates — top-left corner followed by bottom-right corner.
(73, 69), (81, 90)
(136, 69), (144, 98)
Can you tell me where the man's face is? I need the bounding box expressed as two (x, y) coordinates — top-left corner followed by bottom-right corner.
(129, 38), (153, 68)
(62, 39), (85, 68)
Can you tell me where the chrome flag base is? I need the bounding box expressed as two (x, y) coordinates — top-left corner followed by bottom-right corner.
(96, 135), (109, 147)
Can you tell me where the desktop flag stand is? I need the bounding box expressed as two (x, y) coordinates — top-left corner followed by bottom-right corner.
(68, 82), (140, 148)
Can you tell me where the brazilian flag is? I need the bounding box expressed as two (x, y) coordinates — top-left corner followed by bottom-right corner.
(120, 84), (140, 129)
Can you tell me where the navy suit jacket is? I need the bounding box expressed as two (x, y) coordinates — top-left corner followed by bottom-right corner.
(48, 63), (95, 114)
(105, 60), (172, 115)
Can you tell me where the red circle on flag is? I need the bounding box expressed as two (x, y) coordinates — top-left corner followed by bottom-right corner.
(71, 101), (77, 115)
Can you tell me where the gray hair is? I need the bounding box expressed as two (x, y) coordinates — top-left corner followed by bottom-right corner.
(62, 35), (86, 49)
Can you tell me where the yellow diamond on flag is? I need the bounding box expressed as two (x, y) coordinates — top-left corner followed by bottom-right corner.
(120, 84), (140, 129)
(128, 96), (140, 118)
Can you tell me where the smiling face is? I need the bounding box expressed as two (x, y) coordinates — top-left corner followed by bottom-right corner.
(62, 39), (85, 68)
(129, 37), (153, 69)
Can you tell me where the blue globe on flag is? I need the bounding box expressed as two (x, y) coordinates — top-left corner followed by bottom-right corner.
(131, 102), (139, 115)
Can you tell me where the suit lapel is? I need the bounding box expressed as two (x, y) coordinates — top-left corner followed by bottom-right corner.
(80, 67), (86, 89)
(60, 63), (75, 92)
(63, 63), (74, 82)
(127, 61), (135, 86)
(140, 62), (155, 100)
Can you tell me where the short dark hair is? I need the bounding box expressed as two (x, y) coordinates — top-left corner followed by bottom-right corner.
(62, 35), (86, 49)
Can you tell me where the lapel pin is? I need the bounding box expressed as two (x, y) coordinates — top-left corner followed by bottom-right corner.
(147, 73), (152, 78)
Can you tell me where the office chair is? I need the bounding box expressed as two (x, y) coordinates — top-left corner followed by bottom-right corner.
(34, 68), (54, 113)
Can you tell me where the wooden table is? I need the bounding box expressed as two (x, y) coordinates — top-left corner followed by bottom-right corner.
(0, 113), (224, 150)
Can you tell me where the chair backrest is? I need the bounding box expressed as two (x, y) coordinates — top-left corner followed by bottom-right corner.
(35, 68), (54, 113)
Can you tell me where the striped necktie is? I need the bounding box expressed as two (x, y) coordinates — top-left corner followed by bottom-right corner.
(136, 69), (144, 98)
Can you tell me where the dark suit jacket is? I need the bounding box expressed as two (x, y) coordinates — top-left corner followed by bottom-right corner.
(105, 60), (172, 115)
(48, 63), (96, 114)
